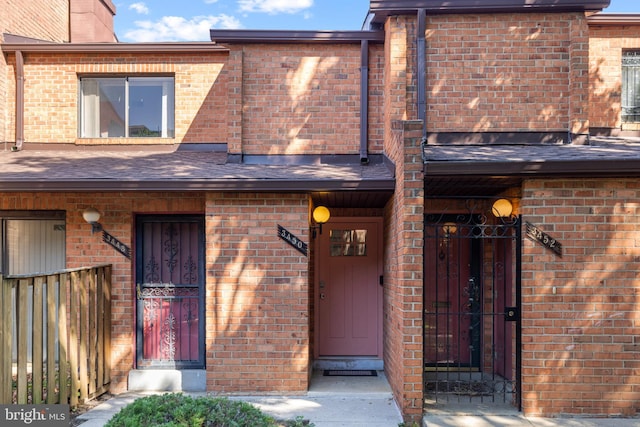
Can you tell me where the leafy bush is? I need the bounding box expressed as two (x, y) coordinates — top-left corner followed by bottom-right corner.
(105, 393), (313, 427)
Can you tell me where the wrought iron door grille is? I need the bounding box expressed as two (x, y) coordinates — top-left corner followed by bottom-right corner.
(424, 212), (521, 410)
(622, 51), (640, 123)
(136, 216), (205, 370)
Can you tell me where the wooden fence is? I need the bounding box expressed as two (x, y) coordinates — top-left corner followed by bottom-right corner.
(0, 265), (112, 407)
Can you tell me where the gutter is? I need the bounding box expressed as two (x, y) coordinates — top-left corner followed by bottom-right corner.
(423, 159), (640, 177)
(13, 50), (24, 151)
(0, 179), (397, 193)
(210, 30), (384, 44)
(1, 42), (229, 54)
(587, 13), (640, 25)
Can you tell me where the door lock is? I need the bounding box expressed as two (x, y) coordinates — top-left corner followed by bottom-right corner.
(320, 293), (326, 300)
(505, 306), (519, 321)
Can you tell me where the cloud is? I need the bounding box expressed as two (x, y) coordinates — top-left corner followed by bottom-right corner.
(204, 0), (219, 3)
(122, 14), (242, 42)
(129, 2), (149, 14)
(238, 0), (313, 14)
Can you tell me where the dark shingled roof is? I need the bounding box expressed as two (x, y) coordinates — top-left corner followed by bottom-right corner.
(423, 136), (640, 197)
(424, 137), (640, 177)
(0, 149), (394, 192)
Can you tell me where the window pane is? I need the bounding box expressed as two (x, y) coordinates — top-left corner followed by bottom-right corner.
(80, 76), (174, 138)
(128, 77), (175, 138)
(622, 52), (640, 123)
(6, 219), (66, 275)
(81, 78), (125, 137)
(329, 229), (367, 257)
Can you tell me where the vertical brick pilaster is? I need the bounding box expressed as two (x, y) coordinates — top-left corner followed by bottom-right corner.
(227, 48), (244, 156)
(569, 14), (590, 139)
(384, 120), (425, 423)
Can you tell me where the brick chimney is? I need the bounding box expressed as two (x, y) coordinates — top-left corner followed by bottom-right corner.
(70, 0), (117, 42)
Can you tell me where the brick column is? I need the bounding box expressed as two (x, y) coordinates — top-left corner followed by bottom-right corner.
(384, 120), (425, 423)
(569, 13), (590, 142)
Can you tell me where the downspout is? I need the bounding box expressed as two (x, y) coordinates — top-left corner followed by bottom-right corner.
(13, 50), (24, 152)
(360, 39), (369, 164)
(417, 9), (427, 147)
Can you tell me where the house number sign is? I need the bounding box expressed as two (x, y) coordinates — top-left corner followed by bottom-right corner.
(102, 230), (131, 259)
(525, 222), (562, 257)
(278, 224), (308, 256)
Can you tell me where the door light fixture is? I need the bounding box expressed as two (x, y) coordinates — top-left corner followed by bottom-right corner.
(311, 205), (330, 238)
(82, 207), (103, 233)
(491, 198), (513, 218)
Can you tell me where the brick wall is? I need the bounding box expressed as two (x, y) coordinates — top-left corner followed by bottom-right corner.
(384, 16), (413, 145)
(381, 16), (425, 423)
(520, 179), (640, 417)
(205, 192), (310, 392)
(0, 0), (69, 43)
(0, 191), (313, 394)
(589, 23), (640, 131)
(2, 51), (227, 145)
(383, 121), (425, 424)
(0, 0), (69, 150)
(70, 0), (116, 43)
(224, 43), (384, 156)
(426, 13), (583, 133)
(0, 191), (205, 393)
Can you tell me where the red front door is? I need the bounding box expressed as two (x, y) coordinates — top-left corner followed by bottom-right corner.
(135, 215), (205, 369)
(316, 218), (382, 357)
(425, 228), (475, 366)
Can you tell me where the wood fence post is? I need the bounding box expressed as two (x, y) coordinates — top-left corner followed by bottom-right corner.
(0, 275), (11, 403)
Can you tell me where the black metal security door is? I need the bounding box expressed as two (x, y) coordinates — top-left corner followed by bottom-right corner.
(424, 212), (521, 409)
(135, 215), (205, 369)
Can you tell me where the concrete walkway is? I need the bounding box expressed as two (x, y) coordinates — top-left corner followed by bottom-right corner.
(74, 370), (403, 427)
(424, 410), (640, 427)
(423, 415), (640, 426)
(74, 372), (640, 426)
(423, 398), (639, 426)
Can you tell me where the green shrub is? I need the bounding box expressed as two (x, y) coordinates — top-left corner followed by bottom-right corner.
(104, 393), (314, 427)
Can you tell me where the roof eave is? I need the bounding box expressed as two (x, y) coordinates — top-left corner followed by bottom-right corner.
(587, 13), (640, 25)
(424, 159), (640, 177)
(210, 30), (385, 44)
(0, 179), (396, 193)
(1, 42), (229, 54)
(368, 0), (611, 24)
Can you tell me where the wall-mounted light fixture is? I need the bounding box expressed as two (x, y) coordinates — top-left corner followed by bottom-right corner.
(438, 221), (457, 260)
(492, 198), (513, 218)
(311, 205), (330, 238)
(442, 222), (457, 236)
(82, 207), (103, 233)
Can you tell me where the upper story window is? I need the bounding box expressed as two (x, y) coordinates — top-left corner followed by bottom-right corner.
(622, 51), (640, 124)
(80, 76), (175, 138)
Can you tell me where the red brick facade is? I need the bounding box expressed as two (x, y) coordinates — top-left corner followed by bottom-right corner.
(520, 179), (640, 417)
(205, 193), (310, 393)
(1, 1), (639, 423)
(3, 51), (228, 145)
(589, 23), (640, 132)
(425, 12), (589, 133)
(0, 0), (69, 152)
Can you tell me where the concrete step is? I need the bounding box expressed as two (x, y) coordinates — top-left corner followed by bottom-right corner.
(128, 369), (206, 392)
(312, 358), (383, 371)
